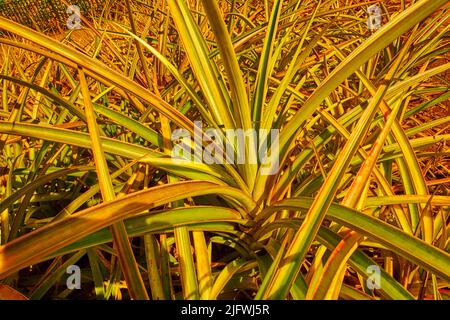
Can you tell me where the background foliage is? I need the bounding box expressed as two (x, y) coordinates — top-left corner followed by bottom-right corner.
(0, 0), (449, 300)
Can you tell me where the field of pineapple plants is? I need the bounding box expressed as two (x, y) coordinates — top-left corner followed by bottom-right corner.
(0, 0), (449, 301)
